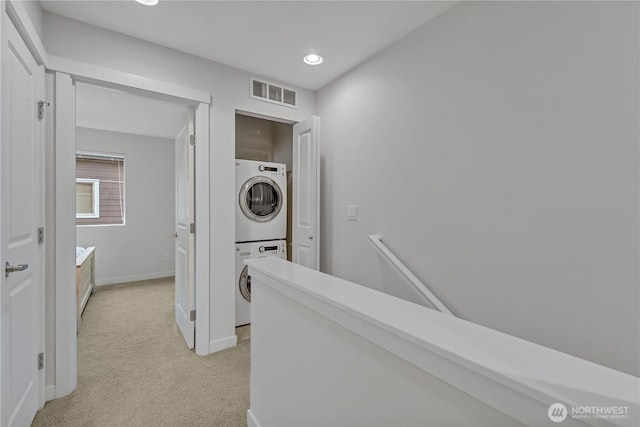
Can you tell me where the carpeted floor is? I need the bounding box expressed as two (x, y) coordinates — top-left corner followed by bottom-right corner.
(32, 277), (250, 427)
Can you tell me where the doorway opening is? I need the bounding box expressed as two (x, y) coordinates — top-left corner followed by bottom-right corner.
(235, 112), (294, 260)
(232, 111), (320, 330)
(72, 82), (187, 333)
(47, 71), (211, 401)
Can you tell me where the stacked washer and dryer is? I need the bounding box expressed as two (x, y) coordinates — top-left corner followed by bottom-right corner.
(235, 159), (287, 326)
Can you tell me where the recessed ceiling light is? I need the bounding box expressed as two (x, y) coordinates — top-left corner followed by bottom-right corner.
(303, 54), (323, 66)
(135, 0), (158, 5)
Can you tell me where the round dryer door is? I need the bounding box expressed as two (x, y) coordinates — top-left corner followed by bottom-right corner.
(239, 176), (283, 223)
(239, 265), (251, 302)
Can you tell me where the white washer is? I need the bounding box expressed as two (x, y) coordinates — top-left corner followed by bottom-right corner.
(235, 159), (287, 242)
(235, 240), (287, 326)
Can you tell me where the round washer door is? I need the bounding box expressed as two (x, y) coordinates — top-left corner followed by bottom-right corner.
(239, 176), (283, 223)
(239, 265), (251, 302)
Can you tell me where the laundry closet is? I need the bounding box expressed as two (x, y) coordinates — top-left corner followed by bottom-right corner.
(234, 113), (294, 326)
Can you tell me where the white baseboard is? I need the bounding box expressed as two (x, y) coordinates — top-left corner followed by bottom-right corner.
(95, 271), (175, 286)
(247, 409), (261, 427)
(208, 335), (237, 354)
(45, 385), (56, 402)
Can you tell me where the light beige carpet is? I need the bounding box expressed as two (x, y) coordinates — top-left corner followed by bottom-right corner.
(33, 278), (250, 427)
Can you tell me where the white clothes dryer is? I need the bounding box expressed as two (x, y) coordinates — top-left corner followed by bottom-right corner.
(235, 240), (287, 326)
(235, 159), (287, 242)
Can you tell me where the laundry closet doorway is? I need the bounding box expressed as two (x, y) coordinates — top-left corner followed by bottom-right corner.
(235, 113), (294, 259)
(235, 111), (321, 268)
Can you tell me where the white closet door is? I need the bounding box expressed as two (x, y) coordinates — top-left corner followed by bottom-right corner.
(174, 108), (195, 349)
(292, 116), (320, 270)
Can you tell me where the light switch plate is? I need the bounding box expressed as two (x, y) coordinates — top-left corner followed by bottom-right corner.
(347, 205), (358, 221)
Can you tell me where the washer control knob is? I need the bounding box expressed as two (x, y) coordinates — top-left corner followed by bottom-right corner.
(259, 246), (265, 253)
(258, 165), (265, 172)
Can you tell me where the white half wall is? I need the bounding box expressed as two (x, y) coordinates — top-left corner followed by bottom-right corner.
(247, 257), (639, 427)
(75, 127), (175, 285)
(317, 1), (639, 376)
(42, 11), (316, 352)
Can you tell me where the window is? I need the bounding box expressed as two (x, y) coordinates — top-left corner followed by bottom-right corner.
(76, 151), (125, 226)
(76, 179), (99, 218)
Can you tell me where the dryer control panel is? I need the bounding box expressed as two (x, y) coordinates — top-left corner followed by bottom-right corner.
(258, 242), (286, 256)
(257, 163), (286, 177)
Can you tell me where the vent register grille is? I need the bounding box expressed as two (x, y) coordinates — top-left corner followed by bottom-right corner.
(251, 78), (297, 108)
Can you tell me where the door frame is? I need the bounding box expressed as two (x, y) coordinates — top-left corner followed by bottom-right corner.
(234, 110), (321, 269)
(48, 57), (212, 399)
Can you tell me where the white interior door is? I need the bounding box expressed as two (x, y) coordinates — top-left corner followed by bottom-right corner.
(1, 17), (44, 427)
(292, 116), (320, 270)
(174, 108), (195, 349)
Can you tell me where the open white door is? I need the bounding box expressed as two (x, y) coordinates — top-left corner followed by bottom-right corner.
(292, 116), (320, 270)
(1, 18), (44, 427)
(174, 108), (196, 349)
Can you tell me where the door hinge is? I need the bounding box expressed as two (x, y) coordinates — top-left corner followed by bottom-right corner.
(189, 310), (196, 321)
(38, 353), (44, 370)
(38, 227), (45, 244)
(38, 100), (50, 121)
(190, 223), (195, 234)
(189, 134), (195, 146)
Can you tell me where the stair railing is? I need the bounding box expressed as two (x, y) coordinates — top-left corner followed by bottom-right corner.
(368, 234), (453, 316)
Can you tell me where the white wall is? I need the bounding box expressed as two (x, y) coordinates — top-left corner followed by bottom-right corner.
(317, 1), (639, 376)
(42, 12), (316, 351)
(235, 114), (276, 162)
(75, 127), (175, 285)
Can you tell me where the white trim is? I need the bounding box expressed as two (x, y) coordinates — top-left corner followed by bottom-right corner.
(47, 55), (210, 105)
(37, 62), (46, 411)
(194, 102), (211, 356)
(5, 0), (48, 67)
(95, 272), (175, 287)
(208, 335), (238, 354)
(314, 116), (321, 269)
(44, 71), (56, 404)
(247, 409), (262, 427)
(75, 150), (124, 161)
(76, 223), (126, 228)
(235, 109), (296, 125)
(54, 72), (77, 399)
(44, 386), (56, 402)
(368, 234), (453, 315)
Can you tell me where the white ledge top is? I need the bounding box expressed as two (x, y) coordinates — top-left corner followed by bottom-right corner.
(246, 257), (639, 411)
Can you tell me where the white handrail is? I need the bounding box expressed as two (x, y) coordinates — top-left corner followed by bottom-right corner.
(368, 234), (453, 316)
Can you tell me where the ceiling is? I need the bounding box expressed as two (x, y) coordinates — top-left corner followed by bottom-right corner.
(76, 83), (187, 139)
(40, 1), (455, 91)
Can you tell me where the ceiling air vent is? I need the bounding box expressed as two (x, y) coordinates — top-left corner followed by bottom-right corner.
(250, 77), (297, 108)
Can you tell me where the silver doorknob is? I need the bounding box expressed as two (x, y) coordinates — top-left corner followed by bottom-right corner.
(5, 262), (28, 277)
(308, 236), (314, 240)
(170, 232), (178, 238)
